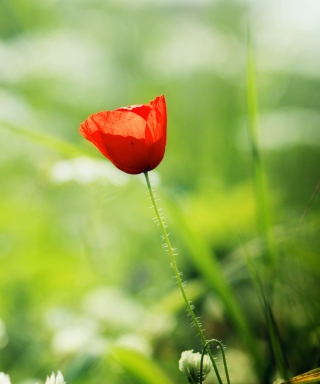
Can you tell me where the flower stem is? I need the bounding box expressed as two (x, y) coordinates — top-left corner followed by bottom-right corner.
(200, 340), (230, 384)
(144, 171), (223, 384)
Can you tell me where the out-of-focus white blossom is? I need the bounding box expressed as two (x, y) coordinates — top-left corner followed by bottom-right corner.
(179, 350), (212, 384)
(45, 372), (65, 384)
(50, 157), (129, 186)
(0, 373), (11, 384)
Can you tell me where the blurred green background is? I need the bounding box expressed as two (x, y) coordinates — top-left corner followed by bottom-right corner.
(0, 1), (320, 383)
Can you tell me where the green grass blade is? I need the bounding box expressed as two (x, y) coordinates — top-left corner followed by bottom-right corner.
(163, 191), (264, 373)
(246, 30), (277, 268)
(246, 28), (288, 380)
(246, 254), (289, 380)
(112, 347), (175, 384)
(1, 120), (96, 158)
(152, 279), (206, 315)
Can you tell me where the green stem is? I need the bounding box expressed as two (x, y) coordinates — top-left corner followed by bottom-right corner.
(144, 171), (223, 384)
(246, 27), (277, 269)
(246, 28), (289, 380)
(200, 340), (230, 384)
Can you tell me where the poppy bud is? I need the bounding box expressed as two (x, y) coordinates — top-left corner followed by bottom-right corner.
(79, 95), (167, 175)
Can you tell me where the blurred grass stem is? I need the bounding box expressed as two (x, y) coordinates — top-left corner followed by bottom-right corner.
(246, 29), (288, 380)
(246, 31), (277, 269)
(144, 171), (223, 384)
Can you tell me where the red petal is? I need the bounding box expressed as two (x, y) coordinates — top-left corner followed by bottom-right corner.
(79, 95), (167, 174)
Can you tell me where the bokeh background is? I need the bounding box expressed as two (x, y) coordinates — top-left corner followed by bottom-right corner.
(0, 0), (320, 383)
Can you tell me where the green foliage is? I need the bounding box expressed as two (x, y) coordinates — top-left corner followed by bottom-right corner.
(112, 347), (174, 384)
(1, 1), (320, 384)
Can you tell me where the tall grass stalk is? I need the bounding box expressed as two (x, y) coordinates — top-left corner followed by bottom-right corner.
(246, 29), (288, 380)
(246, 31), (277, 270)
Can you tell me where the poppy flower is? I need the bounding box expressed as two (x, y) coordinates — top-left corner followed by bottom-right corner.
(79, 95), (167, 175)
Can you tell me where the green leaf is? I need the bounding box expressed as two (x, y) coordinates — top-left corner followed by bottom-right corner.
(1, 120), (96, 158)
(163, 190), (264, 372)
(112, 347), (175, 384)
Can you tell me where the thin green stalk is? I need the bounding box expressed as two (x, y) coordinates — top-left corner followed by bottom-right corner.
(200, 340), (230, 384)
(246, 29), (288, 380)
(144, 171), (223, 384)
(246, 29), (277, 269)
(246, 256), (289, 381)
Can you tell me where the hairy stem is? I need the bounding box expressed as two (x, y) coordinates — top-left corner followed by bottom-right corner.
(144, 171), (223, 384)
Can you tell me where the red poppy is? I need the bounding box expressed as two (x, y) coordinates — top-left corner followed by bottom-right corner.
(79, 95), (167, 175)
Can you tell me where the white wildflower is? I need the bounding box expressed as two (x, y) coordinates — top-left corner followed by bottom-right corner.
(0, 373), (11, 384)
(179, 350), (212, 384)
(45, 372), (65, 384)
